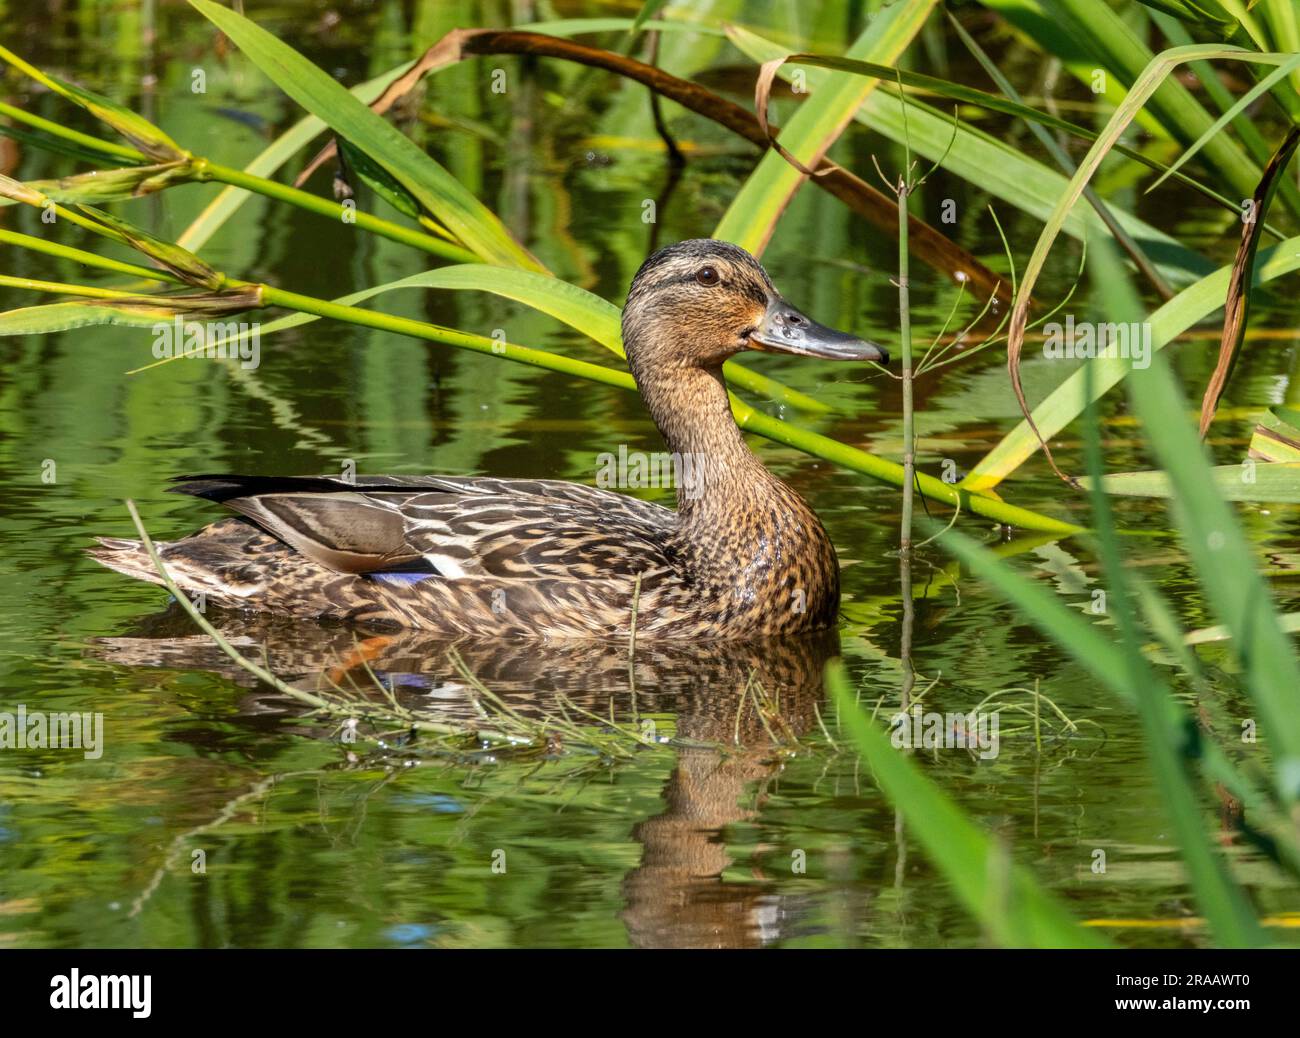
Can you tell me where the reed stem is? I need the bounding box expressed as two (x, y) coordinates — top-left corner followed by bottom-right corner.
(897, 175), (915, 554)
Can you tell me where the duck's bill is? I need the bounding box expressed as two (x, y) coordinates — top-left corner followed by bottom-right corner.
(749, 296), (889, 363)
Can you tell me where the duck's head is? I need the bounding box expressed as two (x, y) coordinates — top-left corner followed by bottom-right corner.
(621, 239), (888, 379)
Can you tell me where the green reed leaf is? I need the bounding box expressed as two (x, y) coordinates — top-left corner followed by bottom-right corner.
(967, 236), (1300, 491)
(713, 0), (937, 254)
(1083, 462), (1300, 502)
(189, 0), (542, 270)
(0, 43), (184, 161)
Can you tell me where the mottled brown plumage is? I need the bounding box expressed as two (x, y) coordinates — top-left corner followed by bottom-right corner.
(90, 239), (887, 640)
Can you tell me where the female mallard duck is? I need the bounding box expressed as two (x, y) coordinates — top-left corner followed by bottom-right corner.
(92, 240), (888, 639)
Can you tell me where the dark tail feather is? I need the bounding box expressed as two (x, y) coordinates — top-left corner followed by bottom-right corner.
(86, 519), (279, 601)
(168, 474), (364, 503)
(168, 473), (463, 503)
(87, 537), (170, 588)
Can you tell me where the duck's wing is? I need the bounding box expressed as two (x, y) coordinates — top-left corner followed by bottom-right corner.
(172, 474), (673, 527)
(89, 516), (667, 638)
(168, 474), (676, 581)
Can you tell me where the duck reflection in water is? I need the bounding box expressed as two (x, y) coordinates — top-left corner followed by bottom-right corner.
(92, 608), (842, 949)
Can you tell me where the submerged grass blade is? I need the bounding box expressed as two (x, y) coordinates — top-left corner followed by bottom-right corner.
(828, 664), (1108, 948)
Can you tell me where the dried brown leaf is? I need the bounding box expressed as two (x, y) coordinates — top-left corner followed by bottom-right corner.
(1199, 125), (1300, 438)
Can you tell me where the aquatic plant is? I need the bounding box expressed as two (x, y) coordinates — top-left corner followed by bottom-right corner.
(3, 0), (1299, 948)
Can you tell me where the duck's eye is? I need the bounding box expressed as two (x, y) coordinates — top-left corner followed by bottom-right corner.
(695, 266), (720, 287)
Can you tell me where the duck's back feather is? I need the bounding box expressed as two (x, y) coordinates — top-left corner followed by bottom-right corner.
(168, 473), (676, 582)
(89, 474), (691, 637)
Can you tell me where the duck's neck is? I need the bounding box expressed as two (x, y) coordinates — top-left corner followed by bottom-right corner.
(635, 361), (841, 633)
(635, 364), (772, 522)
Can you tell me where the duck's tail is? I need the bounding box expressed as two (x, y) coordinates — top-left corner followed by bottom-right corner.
(88, 537), (172, 587)
(86, 517), (289, 605)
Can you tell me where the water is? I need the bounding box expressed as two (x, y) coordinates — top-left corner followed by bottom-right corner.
(2, 0), (1299, 948)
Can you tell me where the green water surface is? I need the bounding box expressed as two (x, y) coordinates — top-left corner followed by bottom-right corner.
(1, 0), (1298, 948)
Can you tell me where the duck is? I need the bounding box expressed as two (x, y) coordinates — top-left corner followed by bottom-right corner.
(90, 239), (888, 640)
